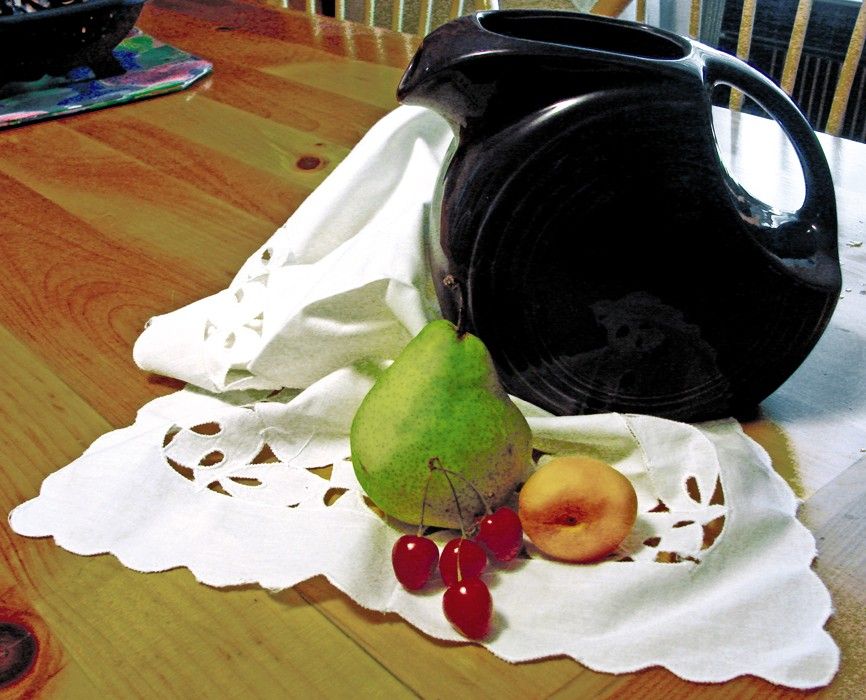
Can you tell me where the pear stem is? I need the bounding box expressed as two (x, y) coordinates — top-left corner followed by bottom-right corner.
(442, 275), (467, 338)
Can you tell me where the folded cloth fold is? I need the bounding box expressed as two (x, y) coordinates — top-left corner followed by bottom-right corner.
(133, 105), (453, 392)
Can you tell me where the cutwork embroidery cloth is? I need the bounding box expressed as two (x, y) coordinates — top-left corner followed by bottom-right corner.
(9, 106), (838, 688)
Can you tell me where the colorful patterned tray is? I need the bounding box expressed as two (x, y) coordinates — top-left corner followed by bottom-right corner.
(0, 29), (211, 129)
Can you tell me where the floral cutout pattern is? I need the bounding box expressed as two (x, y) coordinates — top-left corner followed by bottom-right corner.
(160, 397), (727, 566)
(161, 388), (367, 512)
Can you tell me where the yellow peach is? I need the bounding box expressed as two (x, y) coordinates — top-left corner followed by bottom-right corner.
(518, 456), (637, 563)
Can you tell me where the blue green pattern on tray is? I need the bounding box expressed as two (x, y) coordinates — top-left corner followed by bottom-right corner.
(0, 29), (212, 128)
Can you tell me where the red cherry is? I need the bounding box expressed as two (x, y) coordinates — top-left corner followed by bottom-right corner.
(443, 578), (493, 640)
(439, 537), (487, 587)
(476, 507), (524, 561)
(392, 535), (439, 590)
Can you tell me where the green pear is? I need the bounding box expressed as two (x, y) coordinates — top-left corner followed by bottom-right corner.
(350, 319), (532, 529)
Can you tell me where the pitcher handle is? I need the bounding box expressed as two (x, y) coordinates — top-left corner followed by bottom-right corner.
(702, 50), (838, 266)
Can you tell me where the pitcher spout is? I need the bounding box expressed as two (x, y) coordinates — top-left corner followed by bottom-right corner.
(397, 16), (513, 127)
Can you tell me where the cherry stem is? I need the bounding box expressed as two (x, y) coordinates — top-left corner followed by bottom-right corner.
(439, 469), (467, 583)
(430, 458), (468, 538)
(428, 458), (492, 516)
(442, 275), (467, 338)
(416, 468), (434, 537)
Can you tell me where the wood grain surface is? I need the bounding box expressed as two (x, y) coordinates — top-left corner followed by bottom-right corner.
(1, 1), (864, 697)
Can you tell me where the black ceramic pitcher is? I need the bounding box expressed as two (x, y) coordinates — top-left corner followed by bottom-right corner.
(398, 10), (841, 422)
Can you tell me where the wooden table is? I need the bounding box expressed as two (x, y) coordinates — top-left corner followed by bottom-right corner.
(1, 1), (864, 696)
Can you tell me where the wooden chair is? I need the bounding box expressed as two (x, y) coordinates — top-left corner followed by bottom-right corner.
(489, 0), (866, 138)
(644, 0), (865, 138)
(300, 0), (489, 35)
(303, 0), (865, 138)
(302, 0), (628, 40)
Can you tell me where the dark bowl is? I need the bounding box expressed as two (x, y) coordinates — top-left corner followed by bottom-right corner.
(0, 0), (147, 84)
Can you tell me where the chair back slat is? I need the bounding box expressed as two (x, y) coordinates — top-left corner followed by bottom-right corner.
(826, 0), (866, 136)
(689, 0), (700, 39)
(390, 0), (405, 31)
(417, 0), (434, 36)
(729, 0), (757, 110)
(779, 0), (813, 95)
(363, 0), (376, 26)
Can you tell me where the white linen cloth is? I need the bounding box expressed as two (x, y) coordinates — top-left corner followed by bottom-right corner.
(9, 105), (839, 688)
